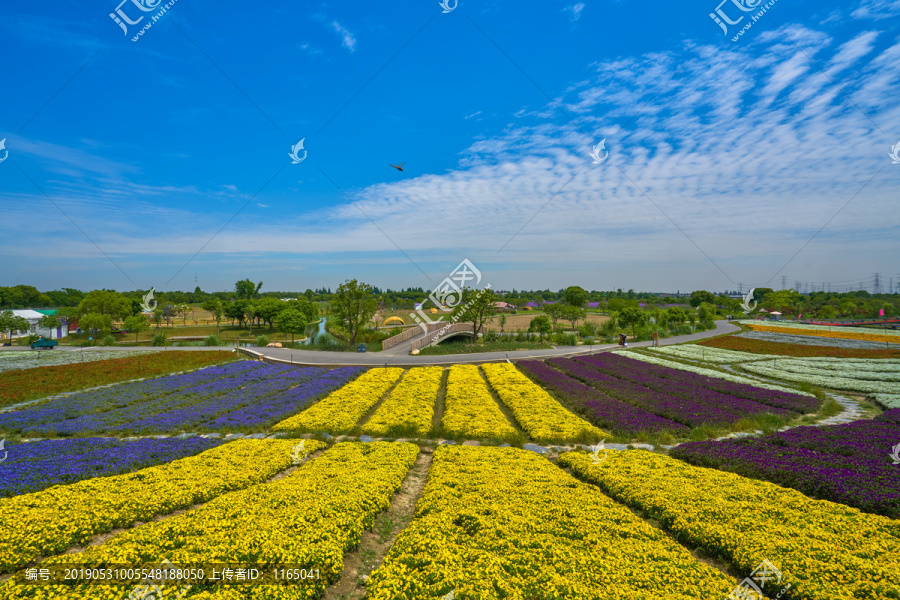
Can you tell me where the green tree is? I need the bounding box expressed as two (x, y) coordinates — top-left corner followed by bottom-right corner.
(0, 311), (31, 340)
(254, 297), (285, 330)
(561, 305), (586, 331)
(697, 302), (716, 325)
(78, 290), (132, 320)
(37, 314), (61, 337)
(543, 303), (564, 328)
(563, 286), (588, 308)
(331, 279), (378, 345)
(817, 305), (838, 319)
(618, 306), (647, 338)
(689, 290), (717, 308)
(528, 315), (552, 340)
(123, 313), (150, 342)
(278, 309), (308, 344)
(498, 314), (507, 333)
(763, 289), (801, 312)
(235, 279), (263, 300)
(202, 298), (224, 334)
(450, 288), (497, 337)
(79, 312), (113, 336)
(224, 300), (248, 326)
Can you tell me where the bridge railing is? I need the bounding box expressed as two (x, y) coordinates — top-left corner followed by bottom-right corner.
(382, 321), (444, 350)
(410, 323), (474, 351)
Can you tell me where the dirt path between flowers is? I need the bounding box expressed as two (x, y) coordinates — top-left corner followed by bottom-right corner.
(323, 449), (433, 600)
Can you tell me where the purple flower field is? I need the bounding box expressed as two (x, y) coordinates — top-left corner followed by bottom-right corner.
(0, 361), (366, 435)
(517, 360), (688, 434)
(672, 418), (900, 518)
(574, 353), (818, 413)
(0, 437), (222, 498)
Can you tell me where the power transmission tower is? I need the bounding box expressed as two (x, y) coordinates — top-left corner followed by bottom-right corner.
(781, 275), (787, 289)
(794, 280), (800, 292)
(873, 273), (881, 294)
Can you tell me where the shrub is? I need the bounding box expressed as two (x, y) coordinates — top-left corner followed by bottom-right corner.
(582, 336), (595, 345)
(203, 335), (222, 347)
(150, 333), (167, 346)
(101, 334), (117, 346)
(579, 322), (600, 338)
(255, 335), (269, 347)
(483, 330), (500, 343)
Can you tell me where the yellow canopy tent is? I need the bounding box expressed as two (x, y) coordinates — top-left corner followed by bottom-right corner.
(383, 316), (405, 326)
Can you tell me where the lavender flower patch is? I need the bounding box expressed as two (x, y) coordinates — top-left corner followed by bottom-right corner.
(111, 368), (323, 433)
(574, 354), (810, 416)
(0, 361), (268, 432)
(0, 437), (222, 498)
(672, 419), (900, 517)
(201, 366), (366, 430)
(876, 408), (900, 424)
(582, 353), (819, 413)
(517, 361), (687, 434)
(548, 358), (740, 427)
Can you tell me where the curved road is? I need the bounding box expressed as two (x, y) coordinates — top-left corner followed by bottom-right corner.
(248, 319), (740, 367)
(1, 320), (739, 367)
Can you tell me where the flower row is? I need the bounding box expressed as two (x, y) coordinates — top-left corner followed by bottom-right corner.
(0, 361), (278, 433)
(0, 439), (310, 573)
(647, 344), (765, 364)
(482, 363), (606, 443)
(740, 320), (900, 337)
(362, 367), (443, 437)
(672, 418), (900, 517)
(0, 442), (417, 600)
(560, 450), (900, 600)
(744, 322), (900, 344)
(0, 350), (239, 407)
(705, 331), (900, 355)
(366, 445), (735, 599)
(517, 360), (687, 434)
(620, 351), (815, 395)
(740, 362), (900, 394)
(0, 349), (163, 374)
(0, 436), (222, 498)
(440, 365), (517, 440)
(272, 368), (404, 433)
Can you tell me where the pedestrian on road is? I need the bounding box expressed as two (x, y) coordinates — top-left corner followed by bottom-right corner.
(651, 330), (659, 347)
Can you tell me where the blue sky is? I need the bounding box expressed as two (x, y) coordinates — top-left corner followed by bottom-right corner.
(1, 0), (899, 295)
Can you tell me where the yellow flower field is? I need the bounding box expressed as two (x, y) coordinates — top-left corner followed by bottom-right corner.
(0, 442), (418, 600)
(482, 363), (606, 443)
(0, 439), (312, 574)
(440, 365), (517, 440)
(365, 446), (735, 599)
(362, 367), (443, 437)
(272, 367), (404, 433)
(746, 323), (900, 344)
(560, 450), (900, 600)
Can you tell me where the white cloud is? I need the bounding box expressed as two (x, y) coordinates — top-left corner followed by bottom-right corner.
(331, 21), (357, 52)
(852, 0), (900, 20)
(565, 2), (585, 22)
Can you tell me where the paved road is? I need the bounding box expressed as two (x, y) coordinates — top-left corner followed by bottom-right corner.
(250, 319), (740, 366)
(0, 320), (739, 366)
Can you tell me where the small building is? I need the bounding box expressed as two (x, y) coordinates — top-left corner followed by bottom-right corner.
(492, 302), (517, 312)
(1, 309), (69, 340)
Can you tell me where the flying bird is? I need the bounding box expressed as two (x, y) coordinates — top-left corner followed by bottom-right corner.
(389, 162), (406, 172)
